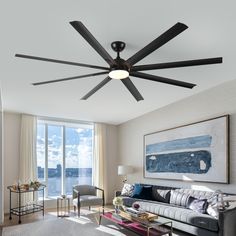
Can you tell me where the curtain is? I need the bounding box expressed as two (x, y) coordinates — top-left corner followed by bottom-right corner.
(19, 114), (37, 205)
(93, 123), (108, 203)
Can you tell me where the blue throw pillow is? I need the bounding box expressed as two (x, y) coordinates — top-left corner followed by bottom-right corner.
(131, 184), (143, 198)
(131, 184), (153, 200)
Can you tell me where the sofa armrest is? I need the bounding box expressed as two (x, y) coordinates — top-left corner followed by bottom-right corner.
(115, 190), (121, 197)
(219, 206), (236, 236)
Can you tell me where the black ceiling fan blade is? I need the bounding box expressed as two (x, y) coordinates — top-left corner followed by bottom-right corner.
(126, 22), (188, 66)
(70, 21), (116, 67)
(81, 77), (112, 100)
(15, 54), (110, 71)
(130, 71), (196, 89)
(121, 77), (144, 101)
(132, 57), (223, 71)
(32, 71), (108, 86)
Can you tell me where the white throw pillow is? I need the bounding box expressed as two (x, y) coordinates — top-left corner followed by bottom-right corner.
(207, 204), (219, 219)
(121, 183), (134, 197)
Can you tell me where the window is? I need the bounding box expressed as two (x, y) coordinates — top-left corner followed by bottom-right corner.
(36, 119), (93, 197)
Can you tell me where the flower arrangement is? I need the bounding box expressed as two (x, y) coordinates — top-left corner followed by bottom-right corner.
(113, 197), (123, 206)
(113, 197), (123, 214)
(29, 180), (42, 190)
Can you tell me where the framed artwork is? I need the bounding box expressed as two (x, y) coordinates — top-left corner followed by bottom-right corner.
(144, 115), (229, 183)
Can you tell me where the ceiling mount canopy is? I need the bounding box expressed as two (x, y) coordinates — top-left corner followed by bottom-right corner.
(15, 21), (223, 101)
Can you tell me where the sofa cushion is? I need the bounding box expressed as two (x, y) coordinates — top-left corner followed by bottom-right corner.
(121, 196), (139, 207)
(72, 195), (103, 207)
(170, 190), (191, 207)
(175, 188), (215, 200)
(152, 187), (171, 203)
(136, 200), (219, 232)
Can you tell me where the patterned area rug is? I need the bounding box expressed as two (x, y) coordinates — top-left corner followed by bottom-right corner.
(2, 210), (188, 236)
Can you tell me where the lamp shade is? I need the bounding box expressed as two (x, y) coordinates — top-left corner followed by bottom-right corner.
(118, 165), (133, 175)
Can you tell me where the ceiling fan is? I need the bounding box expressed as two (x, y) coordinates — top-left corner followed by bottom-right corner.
(15, 21), (222, 101)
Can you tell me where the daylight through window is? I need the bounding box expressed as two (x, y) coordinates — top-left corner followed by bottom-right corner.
(37, 119), (94, 197)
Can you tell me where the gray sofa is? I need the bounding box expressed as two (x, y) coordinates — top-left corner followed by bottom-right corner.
(116, 184), (236, 236)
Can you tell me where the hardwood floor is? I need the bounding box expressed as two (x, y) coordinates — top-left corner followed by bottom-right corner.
(0, 208), (70, 235)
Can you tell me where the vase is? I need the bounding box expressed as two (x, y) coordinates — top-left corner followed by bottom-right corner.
(115, 205), (120, 214)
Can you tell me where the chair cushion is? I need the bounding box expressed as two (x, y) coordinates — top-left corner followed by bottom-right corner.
(136, 200), (219, 232)
(73, 195), (103, 207)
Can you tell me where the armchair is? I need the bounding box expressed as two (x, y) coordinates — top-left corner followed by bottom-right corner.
(72, 185), (104, 216)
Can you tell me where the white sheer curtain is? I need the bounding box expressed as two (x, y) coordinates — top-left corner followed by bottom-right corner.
(93, 123), (108, 202)
(19, 114), (37, 205)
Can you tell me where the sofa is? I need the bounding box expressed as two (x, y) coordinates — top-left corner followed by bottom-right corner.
(115, 184), (236, 236)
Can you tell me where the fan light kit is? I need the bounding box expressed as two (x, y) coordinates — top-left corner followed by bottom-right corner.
(109, 70), (129, 80)
(15, 21), (223, 101)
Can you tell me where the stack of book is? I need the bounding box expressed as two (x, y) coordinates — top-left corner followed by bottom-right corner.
(125, 207), (148, 218)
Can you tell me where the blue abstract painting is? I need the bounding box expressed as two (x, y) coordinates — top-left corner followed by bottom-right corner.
(144, 116), (229, 183)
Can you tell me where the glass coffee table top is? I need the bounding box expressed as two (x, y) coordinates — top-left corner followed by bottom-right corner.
(98, 209), (173, 236)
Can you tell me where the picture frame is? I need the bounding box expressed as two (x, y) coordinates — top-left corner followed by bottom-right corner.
(143, 115), (229, 183)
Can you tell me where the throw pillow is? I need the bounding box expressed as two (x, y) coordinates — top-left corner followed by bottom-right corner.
(140, 185), (152, 200)
(170, 190), (191, 207)
(131, 184), (143, 198)
(152, 188), (171, 203)
(121, 183), (135, 197)
(187, 196), (208, 214)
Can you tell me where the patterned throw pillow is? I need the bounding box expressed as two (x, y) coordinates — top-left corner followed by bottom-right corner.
(152, 189), (171, 203)
(121, 183), (135, 197)
(187, 196), (208, 214)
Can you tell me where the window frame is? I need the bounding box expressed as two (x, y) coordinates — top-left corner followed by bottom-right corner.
(37, 117), (94, 198)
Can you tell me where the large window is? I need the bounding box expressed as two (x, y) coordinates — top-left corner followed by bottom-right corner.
(36, 119), (93, 197)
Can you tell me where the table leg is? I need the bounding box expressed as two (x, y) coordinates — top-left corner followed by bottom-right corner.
(9, 190), (12, 220)
(18, 191), (21, 224)
(147, 227), (150, 236)
(99, 215), (102, 225)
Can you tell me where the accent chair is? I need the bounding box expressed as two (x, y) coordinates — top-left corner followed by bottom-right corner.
(72, 185), (104, 216)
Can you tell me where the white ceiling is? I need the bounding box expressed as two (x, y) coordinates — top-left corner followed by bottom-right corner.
(1, 0), (236, 125)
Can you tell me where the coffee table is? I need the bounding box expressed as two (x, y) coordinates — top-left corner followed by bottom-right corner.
(98, 209), (172, 236)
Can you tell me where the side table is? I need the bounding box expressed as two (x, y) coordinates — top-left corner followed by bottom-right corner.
(57, 196), (70, 217)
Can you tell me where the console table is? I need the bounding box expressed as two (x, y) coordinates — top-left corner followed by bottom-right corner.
(7, 185), (46, 224)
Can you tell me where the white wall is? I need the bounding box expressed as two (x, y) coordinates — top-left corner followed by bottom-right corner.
(0, 89), (3, 224)
(3, 112), (21, 213)
(118, 79), (236, 193)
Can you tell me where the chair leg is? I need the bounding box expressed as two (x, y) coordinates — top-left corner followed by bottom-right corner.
(78, 205), (80, 217)
(73, 206), (76, 212)
(89, 206), (91, 211)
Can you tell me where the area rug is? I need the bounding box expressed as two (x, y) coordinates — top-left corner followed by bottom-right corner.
(2, 210), (187, 236)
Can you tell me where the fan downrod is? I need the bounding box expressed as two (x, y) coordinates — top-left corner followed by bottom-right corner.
(111, 41), (125, 58)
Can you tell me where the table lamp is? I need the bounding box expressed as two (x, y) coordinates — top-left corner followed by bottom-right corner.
(118, 165), (133, 183)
